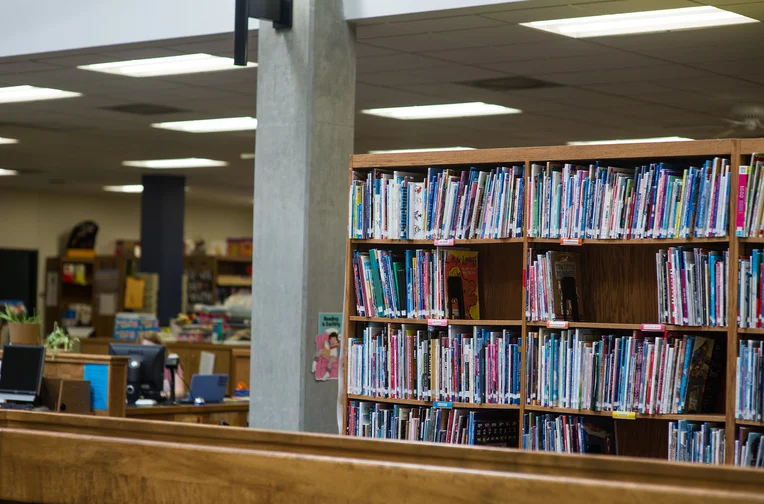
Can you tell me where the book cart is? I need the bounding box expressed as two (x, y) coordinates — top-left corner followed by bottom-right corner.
(342, 138), (764, 466)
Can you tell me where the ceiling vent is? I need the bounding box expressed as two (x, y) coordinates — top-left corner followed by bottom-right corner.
(462, 76), (561, 91)
(103, 103), (187, 115)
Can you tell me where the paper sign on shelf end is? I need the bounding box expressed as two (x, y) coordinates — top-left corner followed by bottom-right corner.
(434, 238), (455, 246)
(560, 238), (582, 246)
(428, 318), (448, 327)
(640, 323), (665, 332)
(546, 320), (569, 329)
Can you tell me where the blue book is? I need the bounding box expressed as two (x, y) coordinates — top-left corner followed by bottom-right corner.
(678, 336), (695, 413)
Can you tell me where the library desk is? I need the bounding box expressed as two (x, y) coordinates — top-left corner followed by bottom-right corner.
(125, 400), (248, 426)
(78, 337), (251, 396)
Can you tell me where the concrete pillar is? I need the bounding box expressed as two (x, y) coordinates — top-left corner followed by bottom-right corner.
(140, 174), (185, 326)
(249, 0), (355, 432)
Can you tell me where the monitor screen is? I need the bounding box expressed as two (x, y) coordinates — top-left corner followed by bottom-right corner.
(0, 345), (45, 397)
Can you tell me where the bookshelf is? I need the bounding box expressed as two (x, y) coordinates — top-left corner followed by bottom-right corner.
(183, 255), (252, 307)
(342, 138), (764, 466)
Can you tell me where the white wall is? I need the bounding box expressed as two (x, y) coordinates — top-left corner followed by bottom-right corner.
(0, 188), (252, 305)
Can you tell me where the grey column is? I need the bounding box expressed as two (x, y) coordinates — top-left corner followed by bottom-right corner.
(249, 0), (355, 432)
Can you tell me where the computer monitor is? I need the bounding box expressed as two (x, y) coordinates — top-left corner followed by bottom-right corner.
(108, 343), (165, 399)
(0, 345), (45, 403)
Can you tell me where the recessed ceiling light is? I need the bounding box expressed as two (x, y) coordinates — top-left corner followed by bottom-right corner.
(0, 137), (18, 144)
(567, 136), (693, 145)
(152, 117), (257, 133)
(0, 169), (19, 176)
(368, 147), (476, 154)
(103, 184), (144, 193)
(0, 85), (82, 104)
(78, 53), (256, 77)
(122, 158), (227, 169)
(362, 102), (522, 120)
(240, 153), (255, 160)
(521, 6), (758, 38)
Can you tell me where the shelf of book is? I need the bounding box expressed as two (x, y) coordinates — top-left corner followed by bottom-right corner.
(347, 394), (522, 410)
(736, 419), (764, 427)
(350, 238), (525, 245)
(528, 237), (730, 246)
(524, 404), (725, 422)
(348, 315), (523, 326)
(343, 138), (764, 467)
(525, 321), (729, 333)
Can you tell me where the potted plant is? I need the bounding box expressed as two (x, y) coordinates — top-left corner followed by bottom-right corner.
(0, 306), (41, 345)
(44, 323), (78, 359)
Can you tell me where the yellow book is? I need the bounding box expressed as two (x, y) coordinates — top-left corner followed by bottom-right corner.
(673, 169), (687, 237)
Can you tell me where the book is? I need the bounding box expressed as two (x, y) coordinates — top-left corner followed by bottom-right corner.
(683, 336), (715, 414)
(526, 250), (582, 322)
(668, 420), (725, 465)
(444, 249), (480, 320)
(522, 412), (614, 455)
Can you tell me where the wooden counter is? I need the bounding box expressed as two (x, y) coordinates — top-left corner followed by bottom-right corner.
(125, 400), (248, 426)
(79, 337), (250, 396)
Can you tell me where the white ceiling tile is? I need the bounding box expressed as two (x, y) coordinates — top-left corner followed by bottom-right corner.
(357, 53), (450, 74)
(357, 15), (505, 39)
(482, 51), (663, 75)
(355, 44), (399, 58)
(357, 64), (506, 87)
(421, 38), (610, 65)
(535, 64), (714, 86)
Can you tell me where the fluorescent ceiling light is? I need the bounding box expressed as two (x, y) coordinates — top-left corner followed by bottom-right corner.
(78, 53), (256, 77)
(368, 147), (476, 154)
(240, 153), (255, 160)
(152, 116), (257, 133)
(122, 158), (227, 169)
(104, 184), (144, 193)
(521, 6), (758, 38)
(0, 169), (19, 176)
(362, 102), (521, 120)
(567, 136), (693, 145)
(0, 85), (82, 104)
(0, 137), (18, 144)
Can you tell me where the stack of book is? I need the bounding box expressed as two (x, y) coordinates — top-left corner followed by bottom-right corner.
(346, 401), (518, 446)
(656, 248), (729, 327)
(347, 325), (521, 404)
(738, 250), (764, 328)
(351, 248), (480, 320)
(668, 420), (725, 465)
(526, 160), (730, 239)
(736, 339), (764, 422)
(522, 413), (614, 454)
(525, 250), (583, 322)
(348, 166), (525, 240)
(735, 427), (764, 467)
(525, 331), (718, 415)
(735, 153), (764, 237)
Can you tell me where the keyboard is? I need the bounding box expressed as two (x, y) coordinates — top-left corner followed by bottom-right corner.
(0, 402), (36, 410)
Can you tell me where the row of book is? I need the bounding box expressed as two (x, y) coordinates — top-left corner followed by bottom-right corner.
(668, 420), (725, 465)
(656, 248), (729, 327)
(351, 248), (480, 320)
(348, 166), (525, 240)
(525, 331), (719, 415)
(739, 250), (764, 328)
(528, 159), (730, 240)
(736, 339), (764, 421)
(521, 413), (614, 454)
(735, 153), (764, 237)
(525, 250), (583, 322)
(347, 325), (522, 404)
(735, 427), (764, 467)
(346, 401), (518, 446)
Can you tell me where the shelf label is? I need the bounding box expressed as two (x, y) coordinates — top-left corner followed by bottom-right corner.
(612, 411), (636, 420)
(428, 318), (448, 327)
(546, 320), (569, 329)
(433, 401), (453, 409)
(641, 323), (665, 332)
(560, 238), (583, 246)
(434, 239), (454, 247)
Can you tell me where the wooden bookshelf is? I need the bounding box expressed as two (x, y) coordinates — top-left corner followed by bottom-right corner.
(183, 255), (252, 307)
(342, 138), (764, 466)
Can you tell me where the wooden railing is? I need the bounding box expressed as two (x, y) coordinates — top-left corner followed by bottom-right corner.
(2, 411), (764, 502)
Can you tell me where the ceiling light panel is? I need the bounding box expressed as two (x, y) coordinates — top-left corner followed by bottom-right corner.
(0, 137), (18, 144)
(362, 102), (521, 120)
(567, 136), (693, 145)
(0, 85), (82, 104)
(0, 169), (19, 176)
(103, 184), (143, 193)
(368, 147), (476, 154)
(122, 158), (227, 169)
(78, 53), (256, 77)
(152, 117), (257, 133)
(521, 6), (758, 38)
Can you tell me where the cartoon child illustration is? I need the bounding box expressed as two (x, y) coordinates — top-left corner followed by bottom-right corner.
(312, 329), (340, 381)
